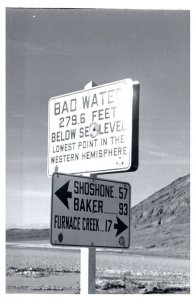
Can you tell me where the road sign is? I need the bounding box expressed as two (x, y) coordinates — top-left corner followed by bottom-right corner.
(51, 173), (131, 248)
(48, 78), (139, 176)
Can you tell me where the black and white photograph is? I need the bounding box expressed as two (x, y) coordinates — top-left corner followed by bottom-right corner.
(2, 2), (192, 296)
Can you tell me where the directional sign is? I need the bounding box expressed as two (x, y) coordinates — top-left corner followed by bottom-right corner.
(51, 173), (131, 248)
(48, 78), (139, 176)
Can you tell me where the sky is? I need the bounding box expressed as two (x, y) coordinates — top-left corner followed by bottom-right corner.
(6, 8), (190, 228)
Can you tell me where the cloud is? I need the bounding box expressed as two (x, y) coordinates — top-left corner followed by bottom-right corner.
(141, 147), (190, 166)
(144, 148), (172, 158)
(7, 38), (46, 54)
(7, 111), (48, 128)
(7, 188), (50, 199)
(7, 156), (47, 164)
(142, 159), (190, 166)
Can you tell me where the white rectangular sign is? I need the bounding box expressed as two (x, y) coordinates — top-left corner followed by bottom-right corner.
(51, 173), (131, 248)
(48, 78), (139, 176)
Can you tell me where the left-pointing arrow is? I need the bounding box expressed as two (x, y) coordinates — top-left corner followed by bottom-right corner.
(55, 181), (72, 209)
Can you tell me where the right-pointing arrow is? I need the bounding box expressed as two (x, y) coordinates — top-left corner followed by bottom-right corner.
(114, 216), (128, 236)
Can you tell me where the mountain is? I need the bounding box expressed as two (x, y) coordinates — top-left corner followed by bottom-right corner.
(130, 174), (190, 258)
(6, 174), (190, 258)
(6, 228), (50, 241)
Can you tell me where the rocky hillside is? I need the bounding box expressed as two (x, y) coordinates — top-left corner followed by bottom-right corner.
(130, 174), (190, 257)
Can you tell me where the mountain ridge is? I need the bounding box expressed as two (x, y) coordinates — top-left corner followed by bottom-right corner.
(130, 174), (190, 257)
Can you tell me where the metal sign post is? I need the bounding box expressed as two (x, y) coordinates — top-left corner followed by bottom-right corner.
(82, 82), (97, 294)
(81, 171), (97, 295)
(80, 247), (96, 294)
(81, 82), (97, 295)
